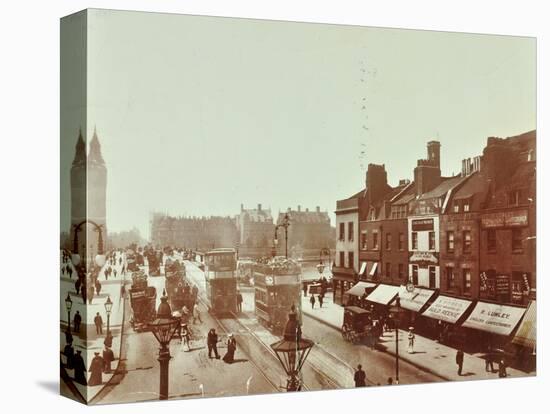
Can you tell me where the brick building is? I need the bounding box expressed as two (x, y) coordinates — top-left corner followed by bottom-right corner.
(478, 131), (536, 306)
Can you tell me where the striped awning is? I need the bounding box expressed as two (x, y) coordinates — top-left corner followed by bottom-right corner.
(512, 300), (536, 349)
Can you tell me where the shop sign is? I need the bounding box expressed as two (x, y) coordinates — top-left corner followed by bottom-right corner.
(481, 210), (528, 229)
(409, 251), (438, 264)
(422, 295), (472, 323)
(412, 218), (434, 231)
(496, 275), (510, 295)
(462, 302), (526, 335)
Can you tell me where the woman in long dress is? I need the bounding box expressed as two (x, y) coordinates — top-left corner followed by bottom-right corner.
(408, 327), (415, 354)
(223, 334), (237, 363)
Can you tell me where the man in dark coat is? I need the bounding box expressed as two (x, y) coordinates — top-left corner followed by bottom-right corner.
(318, 294), (324, 308)
(103, 346), (115, 374)
(89, 352), (104, 386)
(104, 331), (113, 348)
(72, 350), (87, 385)
(207, 329), (220, 359)
(456, 349), (464, 376)
(63, 342), (75, 369)
(95, 279), (102, 296)
(64, 328), (73, 345)
(94, 312), (104, 335)
(310, 294), (315, 309)
(73, 310), (82, 333)
(236, 291), (243, 313)
(354, 364), (367, 387)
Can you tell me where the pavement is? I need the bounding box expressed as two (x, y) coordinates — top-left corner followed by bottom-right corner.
(60, 251), (130, 402)
(301, 293), (532, 383)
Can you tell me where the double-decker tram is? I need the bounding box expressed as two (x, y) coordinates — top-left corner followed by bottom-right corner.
(204, 248), (238, 316)
(253, 257), (302, 333)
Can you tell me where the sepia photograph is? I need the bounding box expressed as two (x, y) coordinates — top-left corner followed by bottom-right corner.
(59, 8), (536, 405)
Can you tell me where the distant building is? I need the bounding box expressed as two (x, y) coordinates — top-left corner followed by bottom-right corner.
(276, 206), (331, 254)
(150, 213), (238, 250)
(236, 204), (274, 248)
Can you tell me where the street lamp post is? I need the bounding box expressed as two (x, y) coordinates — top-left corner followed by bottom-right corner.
(389, 281), (415, 385)
(149, 295), (179, 400)
(316, 247), (331, 275)
(104, 296), (113, 335)
(65, 293), (73, 331)
(270, 310), (314, 391)
(274, 213), (291, 258)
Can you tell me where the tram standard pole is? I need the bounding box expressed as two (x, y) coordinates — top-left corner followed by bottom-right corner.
(395, 295), (400, 384)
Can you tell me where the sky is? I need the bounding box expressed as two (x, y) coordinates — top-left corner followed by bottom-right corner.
(61, 9), (536, 240)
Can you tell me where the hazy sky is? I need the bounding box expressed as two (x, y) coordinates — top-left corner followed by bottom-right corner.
(62, 9), (536, 239)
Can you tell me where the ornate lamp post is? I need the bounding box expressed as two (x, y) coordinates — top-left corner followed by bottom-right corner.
(274, 213), (291, 258)
(316, 247), (331, 275)
(104, 296), (113, 335)
(65, 293), (73, 331)
(270, 310), (314, 391)
(149, 295), (179, 400)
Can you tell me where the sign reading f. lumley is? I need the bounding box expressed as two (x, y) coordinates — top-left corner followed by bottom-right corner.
(462, 302), (526, 335)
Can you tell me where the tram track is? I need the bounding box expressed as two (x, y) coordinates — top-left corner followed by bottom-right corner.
(183, 258), (348, 392)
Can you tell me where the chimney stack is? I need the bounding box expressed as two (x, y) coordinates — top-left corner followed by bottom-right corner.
(414, 141), (442, 196)
(297, 205), (301, 212)
(316, 206), (320, 213)
(241, 203), (244, 212)
(258, 203), (262, 211)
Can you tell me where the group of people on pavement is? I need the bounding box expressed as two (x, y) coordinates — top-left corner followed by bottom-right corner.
(207, 328), (238, 364)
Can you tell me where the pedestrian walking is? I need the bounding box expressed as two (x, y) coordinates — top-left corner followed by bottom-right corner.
(498, 359), (507, 378)
(73, 310), (82, 333)
(318, 294), (324, 308)
(456, 349), (464, 376)
(354, 364), (367, 387)
(63, 342), (75, 369)
(120, 282), (126, 299)
(121, 264), (126, 275)
(181, 323), (191, 351)
(193, 303), (202, 324)
(72, 350), (87, 385)
(68, 266), (73, 279)
(223, 333), (237, 364)
(103, 346), (115, 374)
(303, 283), (308, 297)
(95, 279), (102, 296)
(75, 278), (81, 295)
(236, 290), (243, 313)
(61, 266), (65, 276)
(408, 327), (415, 354)
(207, 328), (220, 359)
(485, 347), (495, 372)
(104, 331), (113, 348)
(113, 268), (117, 278)
(87, 284), (95, 304)
(94, 312), (104, 335)
(65, 328), (73, 345)
(119, 257), (122, 265)
(89, 352), (104, 386)
(310, 294), (315, 309)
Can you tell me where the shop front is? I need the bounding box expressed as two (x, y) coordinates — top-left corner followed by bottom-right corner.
(394, 286), (437, 328)
(461, 300), (526, 352)
(421, 295), (473, 346)
(345, 281), (378, 307)
(332, 266), (357, 306)
(511, 300), (536, 371)
(365, 284), (401, 320)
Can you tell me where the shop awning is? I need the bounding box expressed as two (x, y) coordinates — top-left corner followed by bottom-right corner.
(369, 262), (378, 276)
(359, 262), (367, 276)
(422, 295), (472, 324)
(395, 286), (437, 312)
(461, 301), (526, 336)
(345, 281), (377, 297)
(512, 301), (536, 348)
(366, 284), (401, 305)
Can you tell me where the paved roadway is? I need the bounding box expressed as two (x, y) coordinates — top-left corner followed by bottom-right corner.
(183, 259), (441, 388)
(93, 263), (278, 404)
